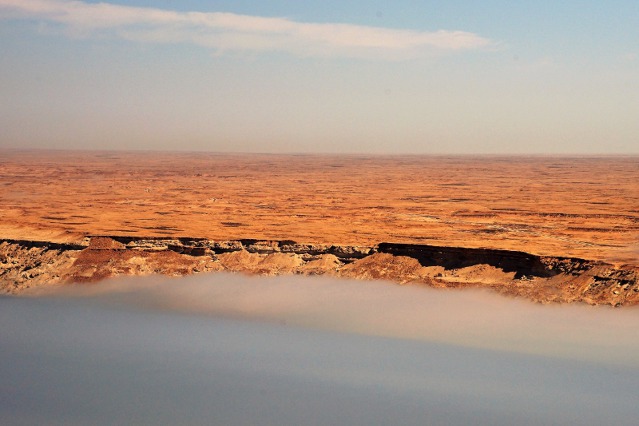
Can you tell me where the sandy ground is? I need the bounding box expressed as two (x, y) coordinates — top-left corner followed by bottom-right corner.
(1, 150), (638, 265)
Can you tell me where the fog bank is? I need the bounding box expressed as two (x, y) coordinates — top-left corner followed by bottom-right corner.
(34, 273), (639, 366)
(1, 273), (638, 425)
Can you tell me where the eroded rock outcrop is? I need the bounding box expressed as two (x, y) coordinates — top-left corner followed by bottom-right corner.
(0, 240), (80, 293)
(1, 237), (637, 306)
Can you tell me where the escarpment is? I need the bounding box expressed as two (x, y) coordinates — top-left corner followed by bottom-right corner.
(1, 237), (637, 306)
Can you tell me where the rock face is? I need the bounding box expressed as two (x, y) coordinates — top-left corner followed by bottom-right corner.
(0, 240), (81, 293)
(339, 253), (429, 284)
(377, 243), (553, 278)
(1, 237), (638, 306)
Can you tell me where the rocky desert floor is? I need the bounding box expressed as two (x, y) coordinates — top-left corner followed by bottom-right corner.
(1, 150), (638, 304)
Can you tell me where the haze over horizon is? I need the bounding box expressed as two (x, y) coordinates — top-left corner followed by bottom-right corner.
(1, 0), (637, 154)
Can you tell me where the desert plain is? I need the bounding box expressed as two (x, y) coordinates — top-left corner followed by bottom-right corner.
(1, 150), (638, 304)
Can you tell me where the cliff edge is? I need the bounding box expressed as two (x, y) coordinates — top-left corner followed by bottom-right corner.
(2, 237), (637, 306)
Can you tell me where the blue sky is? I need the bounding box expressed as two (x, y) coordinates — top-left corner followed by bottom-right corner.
(0, 0), (637, 153)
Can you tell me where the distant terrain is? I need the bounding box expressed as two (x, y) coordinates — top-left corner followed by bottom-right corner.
(1, 151), (638, 305)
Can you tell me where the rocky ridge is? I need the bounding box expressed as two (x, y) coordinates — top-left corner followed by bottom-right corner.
(1, 237), (637, 306)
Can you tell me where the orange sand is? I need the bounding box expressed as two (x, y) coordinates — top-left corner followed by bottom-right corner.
(1, 150), (637, 265)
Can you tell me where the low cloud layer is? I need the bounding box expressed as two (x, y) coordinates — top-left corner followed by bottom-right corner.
(33, 272), (639, 367)
(6, 281), (639, 425)
(0, 0), (494, 59)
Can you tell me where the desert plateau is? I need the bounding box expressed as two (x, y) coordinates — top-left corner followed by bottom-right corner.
(2, 150), (638, 306)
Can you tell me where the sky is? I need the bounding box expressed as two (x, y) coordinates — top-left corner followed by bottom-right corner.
(0, 0), (637, 154)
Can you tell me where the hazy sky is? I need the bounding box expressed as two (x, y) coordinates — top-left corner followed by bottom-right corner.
(1, 0), (637, 154)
